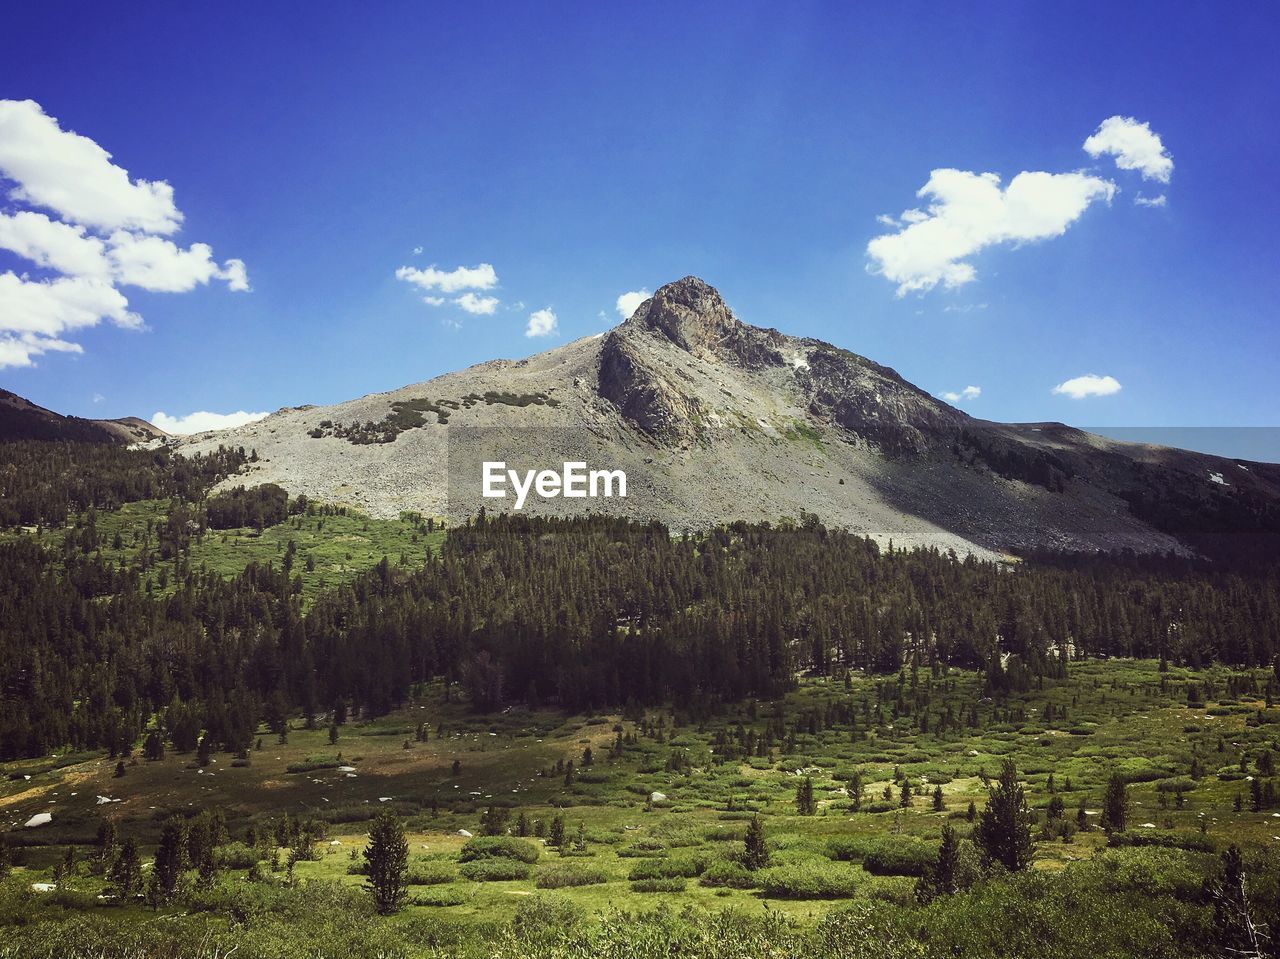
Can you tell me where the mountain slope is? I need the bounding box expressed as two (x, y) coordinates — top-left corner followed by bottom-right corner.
(178, 277), (1280, 559)
(0, 389), (168, 444)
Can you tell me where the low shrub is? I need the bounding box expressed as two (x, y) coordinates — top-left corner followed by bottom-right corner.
(406, 859), (457, 885)
(699, 860), (757, 889)
(627, 854), (707, 880)
(458, 836), (540, 863)
(215, 842), (264, 870)
(630, 877), (686, 892)
(758, 861), (861, 899)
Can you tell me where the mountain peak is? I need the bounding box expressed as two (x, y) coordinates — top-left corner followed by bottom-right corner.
(623, 276), (785, 369)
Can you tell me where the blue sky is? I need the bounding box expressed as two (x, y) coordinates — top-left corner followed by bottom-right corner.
(1, 2), (1277, 447)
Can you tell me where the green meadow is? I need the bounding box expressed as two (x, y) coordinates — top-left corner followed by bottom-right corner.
(3, 659), (1277, 957)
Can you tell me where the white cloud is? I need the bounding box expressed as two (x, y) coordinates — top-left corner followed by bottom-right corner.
(0, 99), (247, 368)
(867, 169), (1115, 295)
(395, 262), (497, 294)
(0, 332), (83, 368)
(454, 292), (499, 315)
(423, 295), (446, 306)
(0, 268), (140, 348)
(412, 246), (423, 255)
(941, 385), (981, 403)
(1083, 116), (1173, 183)
(0, 211), (110, 279)
(1051, 374), (1122, 399)
(525, 307), (557, 338)
(107, 232), (249, 293)
(615, 289), (650, 319)
(0, 100), (182, 234)
(1134, 194), (1167, 208)
(150, 409), (269, 435)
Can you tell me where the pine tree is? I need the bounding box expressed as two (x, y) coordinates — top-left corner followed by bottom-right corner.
(0, 832), (11, 879)
(96, 818), (118, 863)
(743, 815), (769, 870)
(974, 759), (1034, 872)
(900, 779), (913, 808)
(795, 776), (816, 815)
(917, 823), (961, 901)
(549, 814), (566, 847)
(932, 785), (945, 811)
(1101, 771), (1128, 833)
(110, 837), (142, 898)
(847, 768), (864, 811)
(363, 811), (408, 915)
(152, 817), (189, 904)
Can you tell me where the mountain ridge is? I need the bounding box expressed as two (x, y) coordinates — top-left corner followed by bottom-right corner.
(170, 276), (1280, 559)
(0, 388), (168, 444)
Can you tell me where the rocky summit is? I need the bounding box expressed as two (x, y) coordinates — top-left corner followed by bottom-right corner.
(178, 277), (1280, 559)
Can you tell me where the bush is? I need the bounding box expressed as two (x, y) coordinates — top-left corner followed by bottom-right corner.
(700, 859), (757, 889)
(758, 861), (861, 899)
(535, 864), (610, 888)
(459, 858), (531, 882)
(405, 859), (457, 885)
(1106, 831), (1216, 853)
(215, 842), (264, 870)
(630, 877), (687, 892)
(627, 854), (707, 880)
(827, 836), (935, 876)
(458, 837), (540, 864)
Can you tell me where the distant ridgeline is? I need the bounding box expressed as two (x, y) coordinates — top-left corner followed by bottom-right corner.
(0, 440), (1278, 760)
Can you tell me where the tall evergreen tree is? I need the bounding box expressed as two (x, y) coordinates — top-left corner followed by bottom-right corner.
(151, 817), (189, 904)
(1101, 772), (1129, 833)
(110, 837), (142, 898)
(795, 776), (816, 815)
(974, 759), (1034, 872)
(363, 811), (408, 915)
(743, 815), (769, 870)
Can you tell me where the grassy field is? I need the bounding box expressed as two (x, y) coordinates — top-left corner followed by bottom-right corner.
(3, 659), (1277, 932)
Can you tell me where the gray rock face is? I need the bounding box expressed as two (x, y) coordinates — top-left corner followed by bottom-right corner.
(176, 276), (1280, 558)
